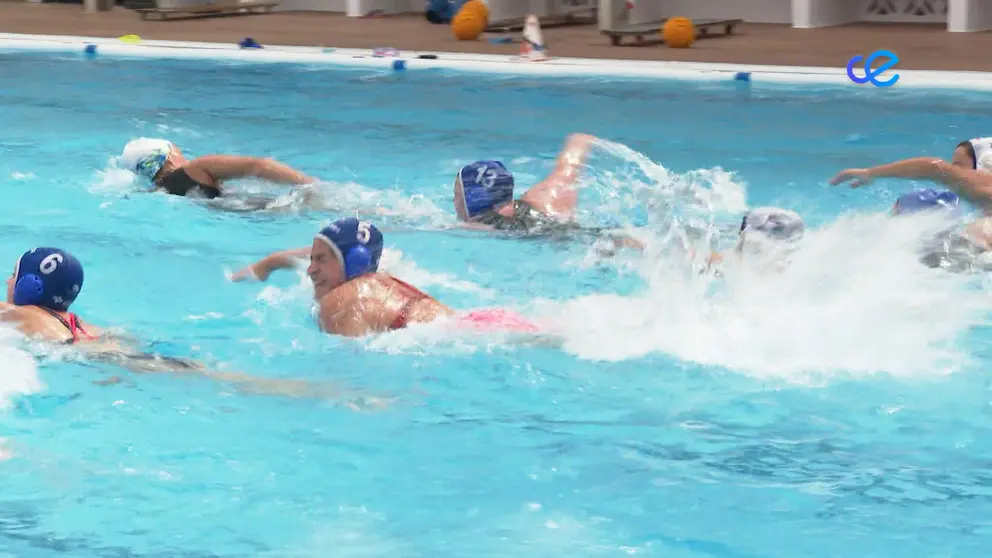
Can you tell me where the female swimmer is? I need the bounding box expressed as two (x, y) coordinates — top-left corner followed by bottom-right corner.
(705, 207), (806, 268)
(119, 138), (314, 199)
(830, 136), (992, 214)
(453, 133), (596, 234)
(1, 247), (376, 404)
(230, 218), (541, 338)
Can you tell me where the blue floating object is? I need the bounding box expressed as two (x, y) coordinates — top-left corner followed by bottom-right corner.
(488, 37), (513, 44)
(733, 71), (752, 82)
(83, 44), (97, 57)
(239, 37), (262, 49)
(392, 59), (406, 71)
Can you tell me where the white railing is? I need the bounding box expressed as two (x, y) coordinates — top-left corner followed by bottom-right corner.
(550, 0), (595, 16)
(860, 0), (948, 23)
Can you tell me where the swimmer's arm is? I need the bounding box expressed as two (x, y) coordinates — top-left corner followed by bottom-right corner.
(531, 133), (596, 189)
(186, 155), (314, 186)
(230, 247), (311, 282)
(834, 158), (992, 210)
(519, 134), (596, 218)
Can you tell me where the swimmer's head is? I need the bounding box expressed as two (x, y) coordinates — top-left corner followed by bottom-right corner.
(453, 161), (515, 221)
(309, 218), (383, 298)
(120, 138), (176, 181)
(7, 248), (84, 312)
(736, 207), (805, 257)
(892, 188), (960, 215)
(954, 137), (992, 171)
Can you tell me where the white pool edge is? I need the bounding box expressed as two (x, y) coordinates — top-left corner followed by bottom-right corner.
(3, 31), (992, 90)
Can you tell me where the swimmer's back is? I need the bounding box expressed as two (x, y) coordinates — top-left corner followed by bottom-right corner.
(476, 200), (580, 235)
(317, 273), (453, 335)
(158, 167), (221, 198)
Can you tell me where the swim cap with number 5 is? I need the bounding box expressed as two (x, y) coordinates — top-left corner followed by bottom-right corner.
(315, 218), (383, 279)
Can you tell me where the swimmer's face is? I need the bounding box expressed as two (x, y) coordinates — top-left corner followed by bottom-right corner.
(952, 144), (975, 169)
(453, 175), (469, 222)
(307, 239), (345, 299)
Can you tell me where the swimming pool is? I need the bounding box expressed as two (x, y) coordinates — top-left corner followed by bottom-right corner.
(1, 42), (992, 557)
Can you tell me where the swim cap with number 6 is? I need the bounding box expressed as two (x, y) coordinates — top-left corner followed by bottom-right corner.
(12, 247), (84, 311)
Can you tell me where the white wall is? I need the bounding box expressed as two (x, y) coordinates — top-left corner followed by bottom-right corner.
(634, 0), (792, 24)
(948, 0), (992, 32)
(274, 0), (348, 11)
(792, 0), (859, 28)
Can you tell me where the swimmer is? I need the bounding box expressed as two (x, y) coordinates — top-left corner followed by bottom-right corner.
(891, 187), (992, 271)
(704, 207), (805, 269)
(830, 136), (992, 213)
(453, 133), (596, 234)
(2, 248), (101, 345)
(119, 137), (315, 199)
(231, 217), (542, 338)
(1, 247), (380, 406)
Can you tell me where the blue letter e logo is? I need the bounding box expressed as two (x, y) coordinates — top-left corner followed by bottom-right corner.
(847, 50), (900, 87)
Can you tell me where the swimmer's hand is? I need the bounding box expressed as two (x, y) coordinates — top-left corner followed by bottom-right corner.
(229, 265), (263, 282)
(230, 247), (311, 282)
(830, 168), (874, 188)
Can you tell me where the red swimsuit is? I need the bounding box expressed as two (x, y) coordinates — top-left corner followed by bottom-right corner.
(387, 277), (434, 330)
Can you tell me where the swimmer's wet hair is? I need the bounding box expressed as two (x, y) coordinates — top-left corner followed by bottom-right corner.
(957, 140), (977, 169)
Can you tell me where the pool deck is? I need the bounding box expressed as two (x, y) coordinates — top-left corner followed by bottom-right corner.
(2, 3), (992, 71)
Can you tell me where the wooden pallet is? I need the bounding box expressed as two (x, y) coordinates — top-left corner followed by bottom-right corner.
(602, 18), (742, 46)
(485, 10), (597, 33)
(134, 0), (278, 21)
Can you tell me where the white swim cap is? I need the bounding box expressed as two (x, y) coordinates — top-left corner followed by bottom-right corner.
(120, 138), (173, 180)
(740, 207), (805, 242)
(968, 137), (992, 171)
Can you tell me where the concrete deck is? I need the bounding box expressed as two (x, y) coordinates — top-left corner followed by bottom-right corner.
(2, 3), (992, 71)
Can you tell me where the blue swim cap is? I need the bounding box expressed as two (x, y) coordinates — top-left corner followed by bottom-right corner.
(894, 188), (960, 215)
(315, 218), (383, 280)
(12, 247), (84, 311)
(456, 161), (515, 220)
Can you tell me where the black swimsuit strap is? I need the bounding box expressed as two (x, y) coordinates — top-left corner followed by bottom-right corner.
(38, 307), (76, 344)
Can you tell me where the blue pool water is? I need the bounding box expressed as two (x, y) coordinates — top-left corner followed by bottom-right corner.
(2, 49), (992, 557)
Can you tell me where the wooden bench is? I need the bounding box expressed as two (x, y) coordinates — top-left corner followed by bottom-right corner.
(134, 1), (278, 21)
(602, 18), (742, 46)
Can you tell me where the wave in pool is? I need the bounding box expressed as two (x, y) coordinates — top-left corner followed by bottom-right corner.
(544, 190), (992, 384)
(0, 325), (46, 409)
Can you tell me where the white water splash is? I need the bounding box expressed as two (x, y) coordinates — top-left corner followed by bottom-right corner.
(544, 200), (992, 383)
(0, 325), (45, 409)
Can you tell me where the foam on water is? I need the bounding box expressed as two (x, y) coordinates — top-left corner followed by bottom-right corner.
(0, 325), (45, 409)
(539, 154), (992, 383)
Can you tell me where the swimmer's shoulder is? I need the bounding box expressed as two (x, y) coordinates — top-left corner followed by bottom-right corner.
(0, 304), (71, 342)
